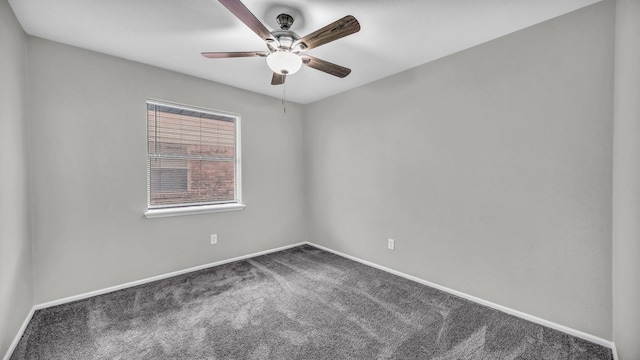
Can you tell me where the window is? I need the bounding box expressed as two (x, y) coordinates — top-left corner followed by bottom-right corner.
(145, 100), (244, 218)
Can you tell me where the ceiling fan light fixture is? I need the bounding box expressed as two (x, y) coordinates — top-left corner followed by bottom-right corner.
(266, 51), (302, 75)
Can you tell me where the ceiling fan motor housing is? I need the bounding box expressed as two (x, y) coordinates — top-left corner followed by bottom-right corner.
(271, 30), (300, 50)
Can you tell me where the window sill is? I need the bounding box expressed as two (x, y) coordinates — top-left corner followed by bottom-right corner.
(145, 203), (246, 219)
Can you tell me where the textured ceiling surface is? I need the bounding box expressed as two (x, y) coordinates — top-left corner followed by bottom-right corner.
(9, 0), (601, 104)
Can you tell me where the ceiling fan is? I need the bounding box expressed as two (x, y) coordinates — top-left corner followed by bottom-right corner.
(201, 0), (361, 85)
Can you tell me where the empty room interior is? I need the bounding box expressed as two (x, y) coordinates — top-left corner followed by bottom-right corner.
(1, 0), (639, 359)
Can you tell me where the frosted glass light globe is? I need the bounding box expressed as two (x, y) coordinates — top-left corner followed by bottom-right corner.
(266, 51), (302, 75)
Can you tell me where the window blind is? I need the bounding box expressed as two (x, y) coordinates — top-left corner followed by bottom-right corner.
(147, 101), (239, 209)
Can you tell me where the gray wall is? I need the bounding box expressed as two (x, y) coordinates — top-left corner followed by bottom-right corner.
(305, 1), (614, 339)
(612, 0), (640, 358)
(26, 37), (307, 304)
(0, 0), (33, 356)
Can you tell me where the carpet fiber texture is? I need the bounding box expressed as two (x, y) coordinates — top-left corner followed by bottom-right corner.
(11, 245), (612, 359)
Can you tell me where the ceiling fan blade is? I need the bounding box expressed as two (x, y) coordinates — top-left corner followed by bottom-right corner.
(294, 15), (360, 51)
(218, 0), (275, 43)
(271, 73), (286, 85)
(301, 55), (351, 78)
(201, 51), (269, 58)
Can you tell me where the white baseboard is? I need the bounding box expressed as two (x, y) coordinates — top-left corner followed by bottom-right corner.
(34, 242), (306, 310)
(611, 342), (619, 360)
(2, 307), (35, 360)
(4, 241), (615, 359)
(307, 242), (616, 351)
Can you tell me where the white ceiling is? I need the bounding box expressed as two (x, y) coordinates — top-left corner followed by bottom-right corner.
(9, 0), (601, 104)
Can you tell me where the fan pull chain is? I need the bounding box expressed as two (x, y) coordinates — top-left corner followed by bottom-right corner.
(281, 77), (287, 113)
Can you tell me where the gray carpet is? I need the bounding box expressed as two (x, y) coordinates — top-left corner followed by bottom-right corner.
(11, 245), (612, 359)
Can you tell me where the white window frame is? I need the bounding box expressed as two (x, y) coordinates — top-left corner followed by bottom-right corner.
(144, 99), (245, 218)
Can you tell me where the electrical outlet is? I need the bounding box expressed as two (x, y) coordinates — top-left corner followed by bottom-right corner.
(210, 234), (218, 245)
(388, 238), (395, 250)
